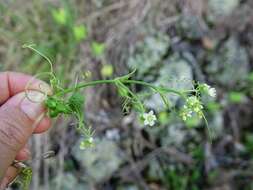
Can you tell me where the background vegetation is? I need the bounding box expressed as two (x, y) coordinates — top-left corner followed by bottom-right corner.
(1, 0), (253, 189)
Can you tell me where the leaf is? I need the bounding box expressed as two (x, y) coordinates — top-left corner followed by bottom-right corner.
(116, 69), (136, 81)
(158, 111), (170, 125)
(228, 91), (245, 103)
(91, 42), (105, 57)
(247, 72), (253, 82)
(101, 64), (114, 77)
(15, 167), (32, 190)
(73, 25), (87, 42)
(158, 92), (170, 109)
(52, 8), (67, 25)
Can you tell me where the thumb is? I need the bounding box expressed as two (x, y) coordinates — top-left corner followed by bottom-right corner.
(0, 91), (46, 179)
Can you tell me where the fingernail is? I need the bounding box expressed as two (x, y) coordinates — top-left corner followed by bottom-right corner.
(20, 91), (46, 122)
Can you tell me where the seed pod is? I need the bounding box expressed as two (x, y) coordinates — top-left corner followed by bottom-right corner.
(49, 109), (59, 118)
(45, 97), (57, 109)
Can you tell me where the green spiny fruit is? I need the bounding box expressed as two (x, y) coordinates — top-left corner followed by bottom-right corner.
(68, 92), (84, 113)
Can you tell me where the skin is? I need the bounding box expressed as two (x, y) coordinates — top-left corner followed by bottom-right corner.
(0, 72), (52, 189)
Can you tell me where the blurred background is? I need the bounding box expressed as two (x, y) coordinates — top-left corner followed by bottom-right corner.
(1, 0), (253, 189)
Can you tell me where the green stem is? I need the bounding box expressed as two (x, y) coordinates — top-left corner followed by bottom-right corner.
(124, 80), (184, 96)
(56, 79), (115, 96)
(55, 79), (184, 97)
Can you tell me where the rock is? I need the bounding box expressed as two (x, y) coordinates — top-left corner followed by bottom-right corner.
(73, 138), (124, 182)
(48, 173), (88, 190)
(206, 37), (250, 87)
(145, 55), (193, 111)
(147, 159), (164, 181)
(161, 124), (187, 147)
(127, 31), (170, 78)
(208, 0), (239, 19)
(208, 112), (224, 139)
(179, 14), (208, 39)
(117, 184), (140, 190)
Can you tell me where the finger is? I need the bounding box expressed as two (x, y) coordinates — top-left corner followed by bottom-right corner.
(15, 145), (31, 161)
(0, 166), (19, 190)
(0, 71), (52, 105)
(0, 91), (46, 180)
(33, 116), (52, 134)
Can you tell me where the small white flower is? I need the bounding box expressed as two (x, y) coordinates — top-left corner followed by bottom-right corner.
(143, 110), (157, 126)
(79, 141), (86, 150)
(79, 137), (94, 150)
(87, 137), (94, 143)
(201, 84), (216, 98)
(208, 87), (216, 98)
(180, 107), (193, 121)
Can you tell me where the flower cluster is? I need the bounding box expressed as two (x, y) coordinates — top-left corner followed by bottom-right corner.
(180, 96), (204, 121)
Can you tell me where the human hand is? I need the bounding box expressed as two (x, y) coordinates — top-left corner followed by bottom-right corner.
(0, 72), (52, 189)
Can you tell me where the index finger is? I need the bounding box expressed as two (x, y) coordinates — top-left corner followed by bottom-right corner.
(0, 72), (52, 105)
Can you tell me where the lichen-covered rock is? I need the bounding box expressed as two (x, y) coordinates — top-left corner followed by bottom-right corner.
(116, 184), (140, 190)
(147, 159), (164, 181)
(179, 14), (208, 40)
(73, 138), (124, 182)
(161, 124), (187, 147)
(145, 55), (193, 111)
(208, 0), (239, 20)
(48, 173), (88, 190)
(206, 37), (249, 87)
(127, 30), (170, 78)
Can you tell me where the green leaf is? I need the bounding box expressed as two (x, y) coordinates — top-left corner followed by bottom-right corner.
(52, 8), (67, 25)
(185, 114), (201, 128)
(73, 25), (87, 42)
(91, 42), (105, 57)
(117, 69), (136, 81)
(158, 111), (170, 125)
(245, 133), (253, 153)
(15, 167), (32, 190)
(101, 64), (114, 77)
(228, 91), (245, 103)
(206, 101), (221, 112)
(247, 72), (253, 82)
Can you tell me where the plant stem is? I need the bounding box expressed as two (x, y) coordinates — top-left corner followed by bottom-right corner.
(124, 80), (183, 96)
(56, 79), (115, 96)
(56, 79), (184, 97)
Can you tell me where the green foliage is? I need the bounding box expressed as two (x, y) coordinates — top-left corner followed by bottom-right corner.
(158, 111), (170, 125)
(91, 42), (106, 57)
(101, 64), (114, 77)
(247, 72), (253, 82)
(206, 101), (221, 112)
(21, 44), (214, 188)
(68, 92), (85, 114)
(185, 115), (201, 129)
(163, 168), (188, 190)
(15, 167), (33, 190)
(228, 91), (246, 103)
(245, 133), (253, 154)
(73, 25), (87, 42)
(52, 8), (68, 25)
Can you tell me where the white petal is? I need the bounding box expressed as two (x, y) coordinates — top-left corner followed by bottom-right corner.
(149, 121), (155, 126)
(149, 110), (154, 115)
(144, 120), (149, 125)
